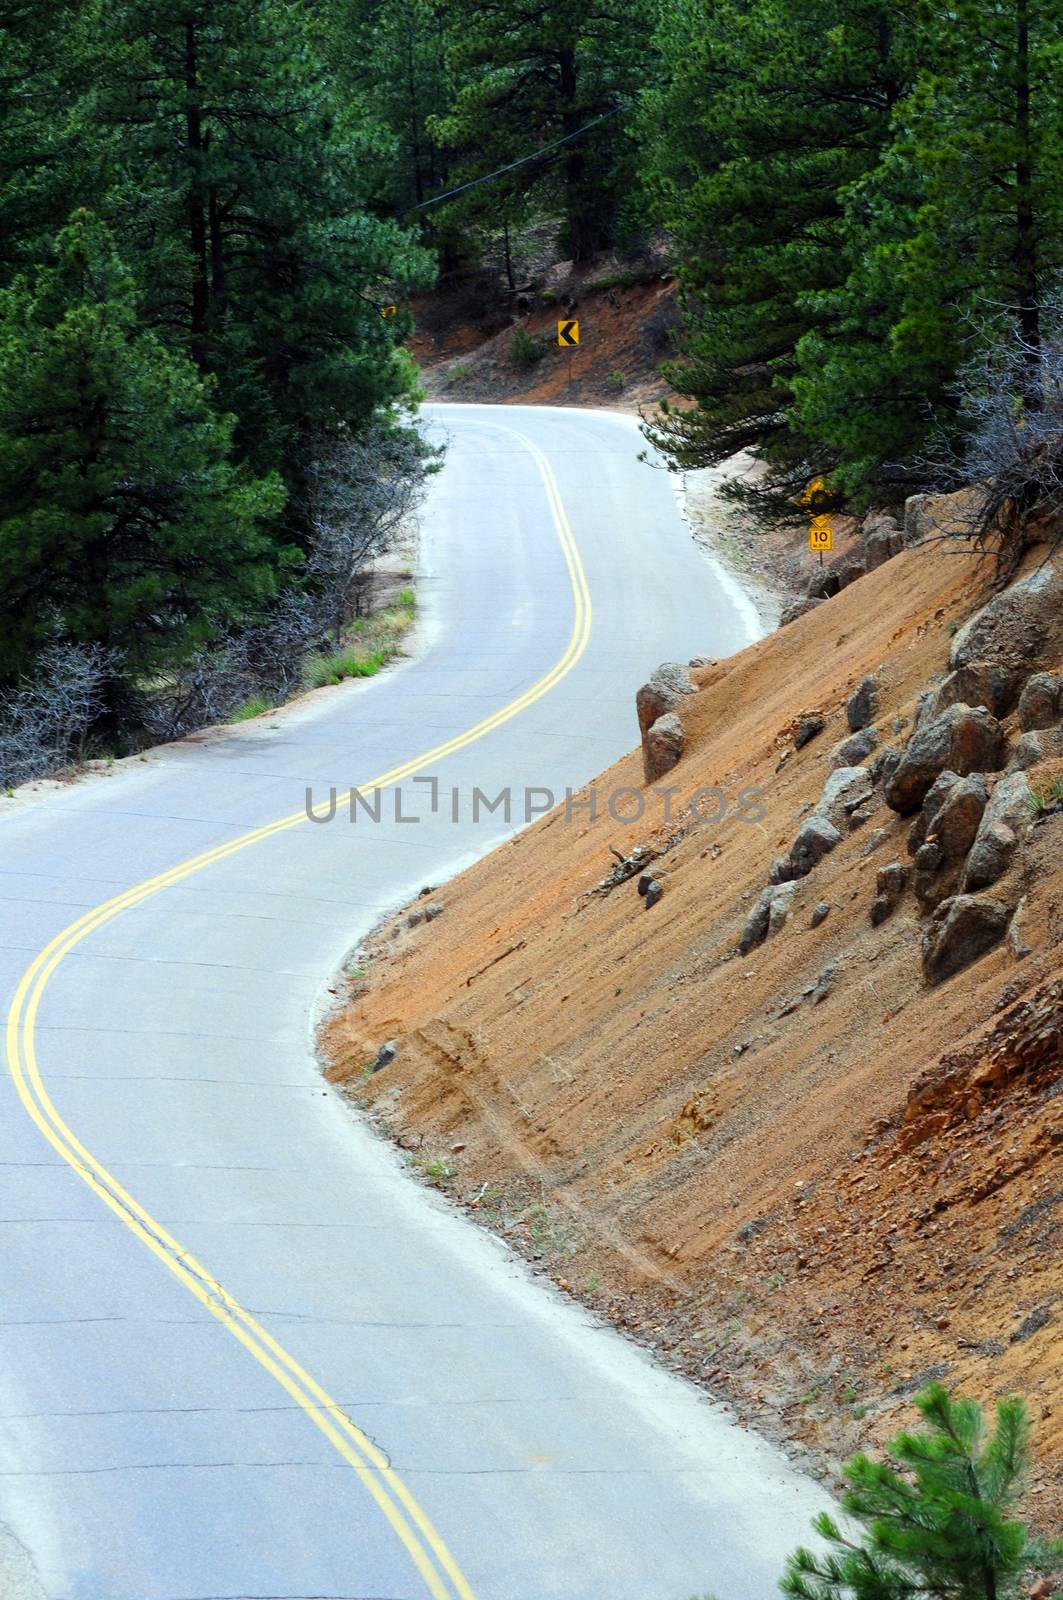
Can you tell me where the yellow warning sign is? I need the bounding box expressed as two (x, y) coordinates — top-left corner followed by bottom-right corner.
(557, 319), (579, 347)
(800, 477), (834, 553)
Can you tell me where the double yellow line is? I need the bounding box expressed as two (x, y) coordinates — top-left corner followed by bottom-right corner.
(4, 422), (592, 1599)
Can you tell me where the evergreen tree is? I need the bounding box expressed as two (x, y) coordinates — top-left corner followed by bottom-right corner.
(431, 0), (655, 263)
(0, 212), (282, 682)
(73, 0), (432, 519)
(782, 1384), (1058, 1600)
(791, 0), (1063, 500)
(641, 0), (915, 510)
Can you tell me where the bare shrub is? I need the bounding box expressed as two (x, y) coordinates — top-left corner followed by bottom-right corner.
(304, 425), (435, 643)
(0, 643), (113, 788)
(927, 299), (1063, 580)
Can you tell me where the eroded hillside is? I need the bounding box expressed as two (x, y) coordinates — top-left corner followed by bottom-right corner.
(324, 493), (1063, 1516)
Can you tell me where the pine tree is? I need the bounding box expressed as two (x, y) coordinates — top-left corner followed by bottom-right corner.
(73, 0), (432, 518)
(641, 0), (915, 510)
(782, 1384), (1059, 1600)
(790, 0), (1063, 501)
(431, 0), (655, 264)
(0, 211), (282, 682)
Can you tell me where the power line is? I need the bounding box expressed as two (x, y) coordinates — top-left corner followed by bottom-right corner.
(397, 104), (629, 217)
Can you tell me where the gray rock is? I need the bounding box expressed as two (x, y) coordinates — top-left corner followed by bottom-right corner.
(922, 895), (1010, 984)
(767, 881), (797, 934)
(769, 854), (794, 885)
(810, 901), (831, 927)
(914, 841), (943, 873)
(835, 556), (866, 590)
(870, 895), (892, 927)
(636, 872), (655, 896)
(949, 564), (1063, 672)
(688, 655), (713, 668)
(806, 567), (841, 601)
(864, 525), (900, 570)
(817, 765), (874, 831)
(645, 711), (685, 780)
(739, 882), (795, 951)
(877, 861), (909, 898)
(961, 771), (1033, 891)
(1018, 671), (1063, 730)
(884, 705), (1005, 815)
(780, 596), (824, 628)
(794, 713), (826, 749)
(644, 878), (664, 909)
(372, 1041), (397, 1072)
(407, 909), (425, 928)
(423, 902), (446, 921)
(1008, 896), (1032, 960)
(860, 827), (889, 856)
(788, 815), (843, 878)
(1008, 725), (1063, 772)
(846, 676), (878, 731)
(904, 493), (940, 546)
(830, 726), (879, 768)
(925, 661), (1019, 721)
(636, 663), (693, 781)
(932, 773), (989, 862)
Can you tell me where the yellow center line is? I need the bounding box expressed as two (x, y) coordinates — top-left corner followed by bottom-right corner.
(5, 421), (593, 1600)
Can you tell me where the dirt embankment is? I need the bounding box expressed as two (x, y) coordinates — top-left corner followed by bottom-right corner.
(324, 506), (1063, 1519)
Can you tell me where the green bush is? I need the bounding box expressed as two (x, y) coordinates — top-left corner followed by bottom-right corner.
(605, 369), (627, 392)
(509, 326), (545, 371)
(232, 695), (272, 721)
(782, 1384), (1061, 1600)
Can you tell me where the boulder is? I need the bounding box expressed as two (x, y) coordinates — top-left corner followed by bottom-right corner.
(906, 769), (961, 854)
(794, 712), (826, 749)
(922, 895), (1010, 984)
(1008, 726), (1063, 771)
(644, 878), (664, 909)
(645, 711), (685, 780)
(739, 883), (795, 952)
(788, 815), (842, 878)
(961, 772), (1033, 891)
(806, 567), (841, 600)
(925, 661), (1019, 721)
(933, 773), (989, 862)
(830, 726), (879, 768)
(818, 765), (874, 830)
(871, 862), (908, 925)
(903, 493), (941, 547)
(863, 521), (902, 570)
(372, 1040), (397, 1073)
(780, 596), (824, 628)
(1018, 672), (1063, 730)
(637, 663), (692, 780)
(810, 901), (831, 928)
(835, 556), (866, 590)
(884, 705), (1005, 814)
(846, 676), (878, 731)
(949, 564), (1063, 672)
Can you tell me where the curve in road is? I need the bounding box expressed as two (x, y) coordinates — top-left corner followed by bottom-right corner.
(0, 405), (822, 1600)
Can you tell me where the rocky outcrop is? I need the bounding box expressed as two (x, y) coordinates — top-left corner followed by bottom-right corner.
(961, 771), (1033, 891)
(924, 661), (1019, 722)
(884, 704), (1005, 814)
(793, 711), (826, 749)
(786, 815), (843, 879)
(637, 663), (692, 781)
(739, 882), (796, 952)
(1008, 726), (1063, 771)
(779, 596), (824, 628)
(922, 893), (1010, 983)
(817, 766), (874, 830)
(870, 862), (907, 925)
(645, 711), (684, 781)
(949, 564), (1063, 672)
(846, 676), (878, 731)
(1017, 672), (1063, 730)
(830, 726), (879, 768)
(862, 515), (903, 569)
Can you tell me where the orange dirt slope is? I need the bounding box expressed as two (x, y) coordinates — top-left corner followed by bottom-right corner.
(324, 533), (1063, 1514)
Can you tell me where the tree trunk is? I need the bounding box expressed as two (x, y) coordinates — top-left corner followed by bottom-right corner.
(1013, 0), (1040, 401)
(184, 20), (209, 364)
(558, 46), (594, 264)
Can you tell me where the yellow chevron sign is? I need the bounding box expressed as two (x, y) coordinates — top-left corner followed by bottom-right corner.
(557, 319), (580, 347)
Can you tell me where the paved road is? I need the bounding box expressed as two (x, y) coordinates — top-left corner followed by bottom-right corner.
(0, 405), (825, 1600)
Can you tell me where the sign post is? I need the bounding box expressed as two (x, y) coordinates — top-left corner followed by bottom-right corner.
(557, 319), (579, 396)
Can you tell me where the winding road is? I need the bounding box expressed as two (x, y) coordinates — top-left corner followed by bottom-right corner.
(0, 405), (825, 1600)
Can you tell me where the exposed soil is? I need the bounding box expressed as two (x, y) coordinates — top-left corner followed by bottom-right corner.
(324, 519), (1063, 1522)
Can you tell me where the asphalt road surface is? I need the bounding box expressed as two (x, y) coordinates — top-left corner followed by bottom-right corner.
(0, 405), (827, 1600)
